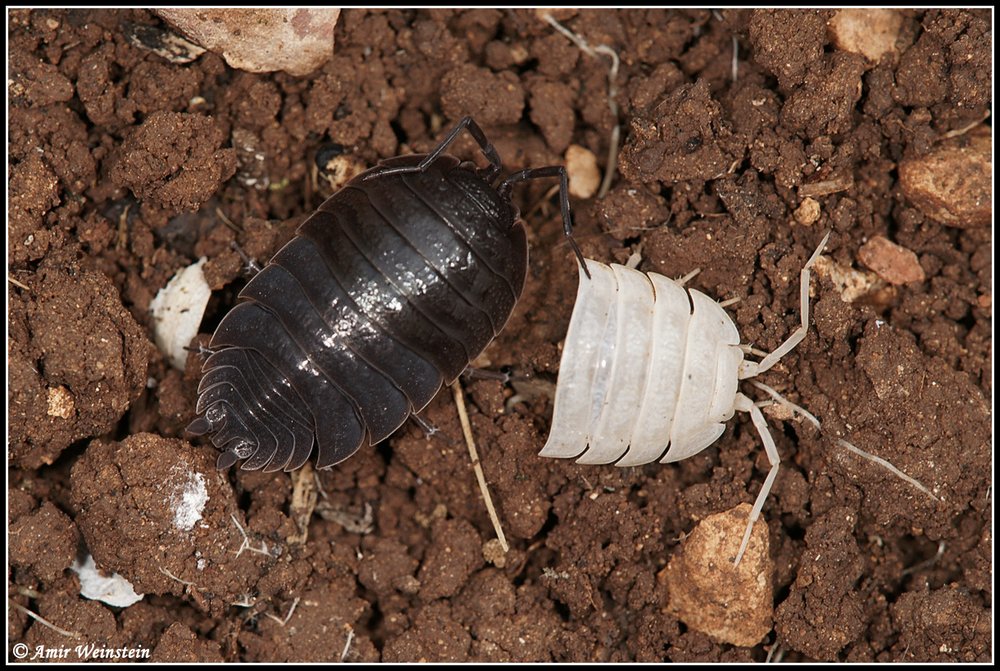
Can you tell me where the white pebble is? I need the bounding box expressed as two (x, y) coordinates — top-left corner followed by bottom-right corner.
(72, 554), (144, 608)
(150, 257), (211, 370)
(565, 144), (601, 200)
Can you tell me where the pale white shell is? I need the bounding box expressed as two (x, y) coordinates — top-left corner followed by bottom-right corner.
(540, 260), (744, 466)
(538, 238), (936, 569)
(150, 257), (211, 370)
(72, 554), (145, 608)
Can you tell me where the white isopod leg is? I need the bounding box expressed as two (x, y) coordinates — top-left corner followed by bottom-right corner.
(740, 231), (830, 379)
(733, 393), (780, 566)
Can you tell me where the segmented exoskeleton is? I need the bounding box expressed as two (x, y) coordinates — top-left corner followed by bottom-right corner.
(188, 117), (587, 472)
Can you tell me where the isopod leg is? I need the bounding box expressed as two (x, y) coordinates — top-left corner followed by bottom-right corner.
(461, 366), (511, 383)
(230, 240), (263, 276)
(675, 267), (700, 287)
(498, 165), (590, 277)
(410, 413), (454, 445)
(184, 341), (218, 362)
(733, 393), (780, 566)
(741, 231), (831, 379)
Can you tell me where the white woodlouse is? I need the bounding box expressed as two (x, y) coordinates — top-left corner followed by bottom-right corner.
(540, 233), (937, 565)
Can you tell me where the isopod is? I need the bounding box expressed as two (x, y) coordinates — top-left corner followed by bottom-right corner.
(540, 234), (937, 564)
(187, 117), (587, 472)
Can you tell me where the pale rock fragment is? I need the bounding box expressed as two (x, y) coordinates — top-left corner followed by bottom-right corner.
(150, 257), (211, 370)
(857, 235), (926, 285)
(899, 126), (991, 228)
(794, 197), (821, 226)
(829, 9), (903, 64)
(72, 554), (145, 608)
(155, 8), (340, 77)
(565, 144), (601, 199)
(661, 503), (773, 647)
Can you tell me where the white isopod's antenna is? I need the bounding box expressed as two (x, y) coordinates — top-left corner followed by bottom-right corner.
(751, 380), (938, 502)
(731, 381), (938, 567)
(727, 232), (936, 566)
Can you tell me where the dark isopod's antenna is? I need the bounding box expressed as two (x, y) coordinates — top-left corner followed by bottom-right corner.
(369, 116), (591, 279)
(366, 116), (503, 182)
(499, 166), (591, 278)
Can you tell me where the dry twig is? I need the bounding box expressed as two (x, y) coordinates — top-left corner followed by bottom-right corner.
(451, 380), (509, 552)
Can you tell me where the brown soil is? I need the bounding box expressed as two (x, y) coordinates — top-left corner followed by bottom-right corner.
(8, 8), (992, 662)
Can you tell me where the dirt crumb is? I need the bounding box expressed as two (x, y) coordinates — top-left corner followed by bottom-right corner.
(22, 590), (120, 654)
(441, 63), (525, 126)
(619, 79), (743, 184)
(9, 501), (80, 584)
(238, 578), (378, 662)
(775, 507), (866, 659)
(9, 256), (149, 469)
(151, 622), (224, 662)
(417, 518), (485, 601)
(383, 601), (471, 662)
(108, 111), (237, 215)
(748, 9), (830, 89)
(891, 586), (991, 662)
(70, 433), (271, 615)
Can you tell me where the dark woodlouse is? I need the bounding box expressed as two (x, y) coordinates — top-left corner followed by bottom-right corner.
(187, 117), (587, 471)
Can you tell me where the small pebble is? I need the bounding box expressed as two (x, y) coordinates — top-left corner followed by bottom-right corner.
(47, 385), (75, 419)
(794, 197), (821, 226)
(320, 154), (367, 193)
(857, 235), (926, 285)
(565, 144), (601, 199)
(829, 9), (903, 63)
(482, 538), (508, 568)
(661, 503), (773, 647)
(813, 255), (888, 304)
(899, 126), (991, 228)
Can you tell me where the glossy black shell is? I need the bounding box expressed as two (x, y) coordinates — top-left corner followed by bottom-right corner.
(187, 153), (528, 471)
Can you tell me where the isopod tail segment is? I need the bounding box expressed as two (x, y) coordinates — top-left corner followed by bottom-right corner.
(368, 116), (591, 278)
(540, 231), (938, 567)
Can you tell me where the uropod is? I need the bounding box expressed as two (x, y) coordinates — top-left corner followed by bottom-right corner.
(540, 234), (937, 565)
